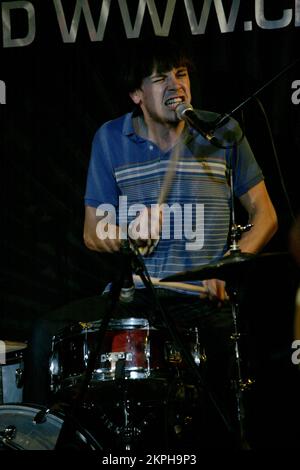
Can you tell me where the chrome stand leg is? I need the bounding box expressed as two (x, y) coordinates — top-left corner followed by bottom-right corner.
(230, 289), (250, 449)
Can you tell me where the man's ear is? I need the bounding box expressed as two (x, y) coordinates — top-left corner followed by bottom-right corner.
(129, 89), (142, 105)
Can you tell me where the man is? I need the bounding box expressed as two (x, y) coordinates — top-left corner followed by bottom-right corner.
(24, 38), (277, 450)
(84, 38), (277, 300)
(82, 38), (277, 448)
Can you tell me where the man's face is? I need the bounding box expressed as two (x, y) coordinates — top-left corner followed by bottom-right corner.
(131, 66), (191, 124)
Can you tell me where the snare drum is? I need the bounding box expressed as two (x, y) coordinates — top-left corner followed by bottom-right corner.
(50, 318), (170, 392)
(50, 318), (205, 394)
(0, 341), (26, 404)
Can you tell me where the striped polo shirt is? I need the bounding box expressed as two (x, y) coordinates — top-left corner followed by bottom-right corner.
(85, 110), (263, 291)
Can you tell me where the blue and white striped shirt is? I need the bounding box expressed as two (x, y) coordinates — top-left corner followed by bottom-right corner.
(85, 111), (263, 291)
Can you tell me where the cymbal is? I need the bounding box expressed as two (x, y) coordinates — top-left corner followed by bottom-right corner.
(161, 251), (288, 283)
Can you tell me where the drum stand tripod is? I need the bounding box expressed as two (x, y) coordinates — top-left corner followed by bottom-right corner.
(224, 259), (252, 449)
(219, 149), (254, 449)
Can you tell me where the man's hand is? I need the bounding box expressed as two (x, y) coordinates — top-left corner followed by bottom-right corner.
(84, 206), (122, 253)
(200, 279), (229, 306)
(128, 205), (163, 254)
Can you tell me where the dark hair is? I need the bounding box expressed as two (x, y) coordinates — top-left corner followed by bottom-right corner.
(123, 37), (193, 93)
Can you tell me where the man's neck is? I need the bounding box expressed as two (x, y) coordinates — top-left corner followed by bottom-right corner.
(135, 114), (185, 152)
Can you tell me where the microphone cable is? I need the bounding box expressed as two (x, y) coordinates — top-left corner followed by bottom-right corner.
(254, 96), (296, 223)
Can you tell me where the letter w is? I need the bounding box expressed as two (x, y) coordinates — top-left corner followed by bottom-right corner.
(119, 0), (176, 38)
(184, 0), (240, 34)
(53, 0), (111, 43)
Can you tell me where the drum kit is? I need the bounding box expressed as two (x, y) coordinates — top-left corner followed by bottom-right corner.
(0, 248), (289, 451)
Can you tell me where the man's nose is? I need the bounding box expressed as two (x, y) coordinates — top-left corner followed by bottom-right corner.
(167, 73), (182, 90)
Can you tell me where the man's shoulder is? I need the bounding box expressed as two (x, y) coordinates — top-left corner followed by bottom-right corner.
(96, 112), (132, 135)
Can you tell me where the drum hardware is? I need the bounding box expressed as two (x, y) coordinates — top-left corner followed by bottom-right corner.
(120, 386), (139, 451)
(0, 424), (17, 441)
(52, 237), (286, 450)
(0, 428), (21, 450)
(45, 245), (148, 451)
(163, 252), (289, 449)
(33, 407), (51, 424)
(190, 327), (207, 366)
(161, 135), (289, 448)
(164, 341), (182, 365)
(47, 240), (222, 451)
(80, 397), (157, 445)
(237, 378), (255, 392)
(130, 240), (234, 440)
(15, 367), (24, 389)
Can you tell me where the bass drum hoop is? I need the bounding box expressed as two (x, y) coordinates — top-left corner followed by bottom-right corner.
(0, 403), (102, 451)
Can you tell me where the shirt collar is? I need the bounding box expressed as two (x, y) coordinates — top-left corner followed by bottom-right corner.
(122, 111), (136, 137)
(122, 109), (197, 146)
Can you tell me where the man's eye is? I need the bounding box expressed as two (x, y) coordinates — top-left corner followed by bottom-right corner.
(152, 77), (165, 83)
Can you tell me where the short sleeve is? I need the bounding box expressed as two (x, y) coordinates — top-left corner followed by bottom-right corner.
(229, 135), (264, 198)
(84, 126), (120, 208)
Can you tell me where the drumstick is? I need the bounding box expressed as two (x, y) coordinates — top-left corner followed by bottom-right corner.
(157, 141), (183, 205)
(133, 274), (207, 294)
(137, 142), (183, 256)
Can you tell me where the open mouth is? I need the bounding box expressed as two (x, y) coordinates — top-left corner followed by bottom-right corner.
(164, 96), (185, 110)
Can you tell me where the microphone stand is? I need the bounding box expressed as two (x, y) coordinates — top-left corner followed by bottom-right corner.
(212, 57), (300, 131)
(127, 239), (234, 437)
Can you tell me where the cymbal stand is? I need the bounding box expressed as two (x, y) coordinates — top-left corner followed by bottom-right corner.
(226, 144), (252, 448)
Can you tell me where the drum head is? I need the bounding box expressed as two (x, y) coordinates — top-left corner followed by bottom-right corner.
(3, 342), (27, 354)
(0, 404), (102, 451)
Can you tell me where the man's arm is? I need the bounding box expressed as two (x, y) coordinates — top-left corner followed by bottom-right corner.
(83, 205), (121, 253)
(238, 180), (278, 253)
(83, 205), (162, 254)
(202, 180), (278, 302)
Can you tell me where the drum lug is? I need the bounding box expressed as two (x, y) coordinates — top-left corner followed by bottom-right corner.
(238, 377), (255, 392)
(15, 368), (24, 389)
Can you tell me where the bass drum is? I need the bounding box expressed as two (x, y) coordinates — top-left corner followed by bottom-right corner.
(0, 404), (103, 451)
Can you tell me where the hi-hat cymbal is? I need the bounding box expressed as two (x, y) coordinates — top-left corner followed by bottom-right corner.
(161, 251), (288, 283)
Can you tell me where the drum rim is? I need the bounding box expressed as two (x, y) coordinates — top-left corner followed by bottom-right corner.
(0, 403), (64, 424)
(52, 317), (155, 340)
(0, 403), (103, 451)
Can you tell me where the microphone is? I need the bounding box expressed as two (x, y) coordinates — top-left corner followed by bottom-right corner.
(175, 102), (223, 146)
(119, 270), (135, 303)
(119, 240), (135, 303)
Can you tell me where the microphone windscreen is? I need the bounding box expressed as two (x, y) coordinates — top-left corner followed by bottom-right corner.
(175, 102), (193, 120)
